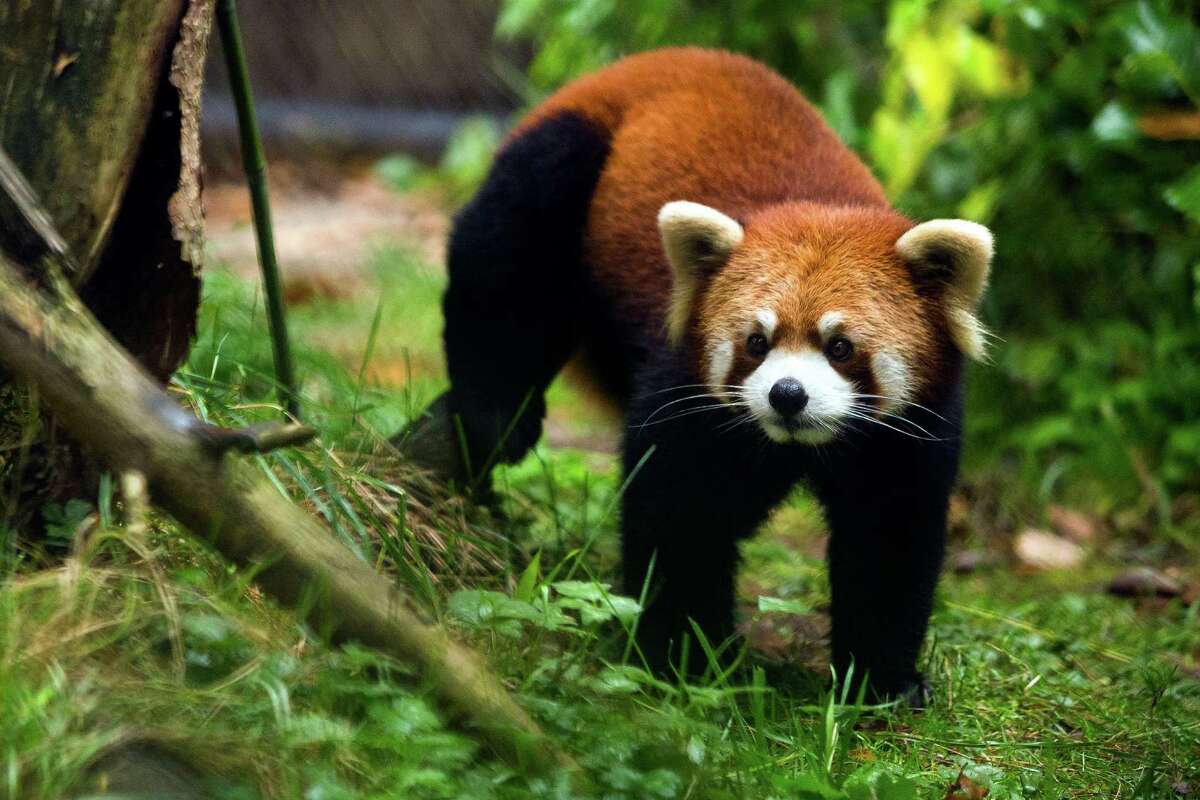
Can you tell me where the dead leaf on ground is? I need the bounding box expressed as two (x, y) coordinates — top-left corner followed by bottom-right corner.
(950, 549), (998, 575)
(739, 607), (829, 670)
(1107, 567), (1185, 599)
(283, 272), (366, 305)
(944, 771), (989, 800)
(1014, 529), (1084, 570)
(1047, 505), (1098, 543)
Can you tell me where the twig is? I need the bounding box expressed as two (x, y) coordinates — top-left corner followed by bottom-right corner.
(195, 421), (317, 455)
(121, 470), (150, 537)
(215, 0), (299, 420)
(0, 146), (77, 275)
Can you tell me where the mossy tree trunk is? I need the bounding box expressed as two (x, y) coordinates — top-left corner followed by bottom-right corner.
(0, 0), (213, 527)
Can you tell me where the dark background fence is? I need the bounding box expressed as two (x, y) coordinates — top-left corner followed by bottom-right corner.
(203, 0), (524, 160)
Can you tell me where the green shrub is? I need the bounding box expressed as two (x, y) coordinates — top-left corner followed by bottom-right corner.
(496, 0), (1200, 538)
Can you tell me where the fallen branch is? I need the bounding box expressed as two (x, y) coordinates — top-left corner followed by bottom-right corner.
(193, 420), (317, 454)
(0, 252), (575, 777)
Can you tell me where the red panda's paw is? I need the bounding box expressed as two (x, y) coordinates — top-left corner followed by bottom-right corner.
(391, 393), (471, 489)
(895, 673), (933, 711)
(868, 671), (932, 711)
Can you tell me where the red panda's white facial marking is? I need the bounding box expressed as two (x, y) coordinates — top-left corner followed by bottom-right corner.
(699, 283), (929, 444)
(706, 339), (735, 399)
(870, 351), (913, 412)
(690, 205), (944, 445)
(663, 201), (993, 444)
(755, 308), (778, 339)
(703, 295), (924, 444)
(743, 347), (854, 443)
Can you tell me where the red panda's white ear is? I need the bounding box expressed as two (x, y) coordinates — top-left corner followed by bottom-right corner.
(897, 219), (994, 361)
(658, 201), (744, 344)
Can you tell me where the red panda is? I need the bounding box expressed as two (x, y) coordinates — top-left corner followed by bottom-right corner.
(401, 48), (993, 701)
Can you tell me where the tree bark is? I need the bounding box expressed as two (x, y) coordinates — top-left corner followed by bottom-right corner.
(0, 0), (189, 278)
(0, 1), (212, 523)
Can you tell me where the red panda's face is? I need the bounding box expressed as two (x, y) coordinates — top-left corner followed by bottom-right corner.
(658, 201), (993, 445)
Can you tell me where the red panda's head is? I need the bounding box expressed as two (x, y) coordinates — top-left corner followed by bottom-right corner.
(658, 200), (993, 444)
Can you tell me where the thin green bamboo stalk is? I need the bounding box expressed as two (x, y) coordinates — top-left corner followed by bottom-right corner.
(216, 0), (300, 419)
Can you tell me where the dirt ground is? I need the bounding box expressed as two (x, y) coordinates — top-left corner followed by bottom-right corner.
(204, 170), (448, 290)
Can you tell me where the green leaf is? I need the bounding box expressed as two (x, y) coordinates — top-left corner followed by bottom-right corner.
(374, 154), (422, 192)
(556, 597), (613, 625)
(368, 697), (442, 737)
(783, 772), (847, 799)
(843, 765), (920, 800)
(605, 594), (642, 623)
(495, 0), (544, 38)
(41, 499), (93, 542)
(758, 596), (811, 615)
(181, 612), (235, 644)
(285, 713), (354, 745)
(1126, 0), (1200, 102)
(901, 32), (955, 120)
(821, 69), (860, 146)
(1165, 166), (1200, 225)
(551, 580), (610, 601)
(515, 551), (541, 602)
(583, 664), (670, 697)
(957, 179), (1002, 224)
(446, 590), (541, 626)
(1092, 101), (1140, 143)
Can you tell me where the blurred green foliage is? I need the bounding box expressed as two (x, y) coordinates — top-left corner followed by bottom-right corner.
(496, 0), (1200, 537)
(376, 115), (504, 206)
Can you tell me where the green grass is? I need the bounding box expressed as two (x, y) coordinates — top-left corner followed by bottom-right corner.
(1, 250), (1198, 799)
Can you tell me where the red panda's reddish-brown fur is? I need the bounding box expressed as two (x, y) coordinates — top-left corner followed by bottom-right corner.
(516, 49), (888, 316)
(509, 48), (948, 401)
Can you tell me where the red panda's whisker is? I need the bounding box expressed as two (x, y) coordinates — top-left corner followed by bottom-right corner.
(872, 411), (939, 440)
(642, 392), (726, 421)
(845, 402), (940, 440)
(849, 393), (952, 424)
(634, 403), (747, 430)
(841, 410), (944, 442)
(846, 402), (941, 438)
(714, 411), (757, 435)
(812, 417), (844, 439)
(641, 392), (744, 424)
(646, 383), (746, 396)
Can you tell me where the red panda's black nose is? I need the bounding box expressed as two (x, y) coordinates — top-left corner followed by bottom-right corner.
(768, 378), (808, 417)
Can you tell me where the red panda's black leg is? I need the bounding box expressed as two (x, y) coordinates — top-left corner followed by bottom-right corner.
(816, 396), (963, 704)
(438, 113), (610, 484)
(620, 362), (802, 675)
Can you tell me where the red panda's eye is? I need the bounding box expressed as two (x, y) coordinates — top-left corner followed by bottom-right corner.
(746, 333), (770, 358)
(826, 336), (854, 363)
